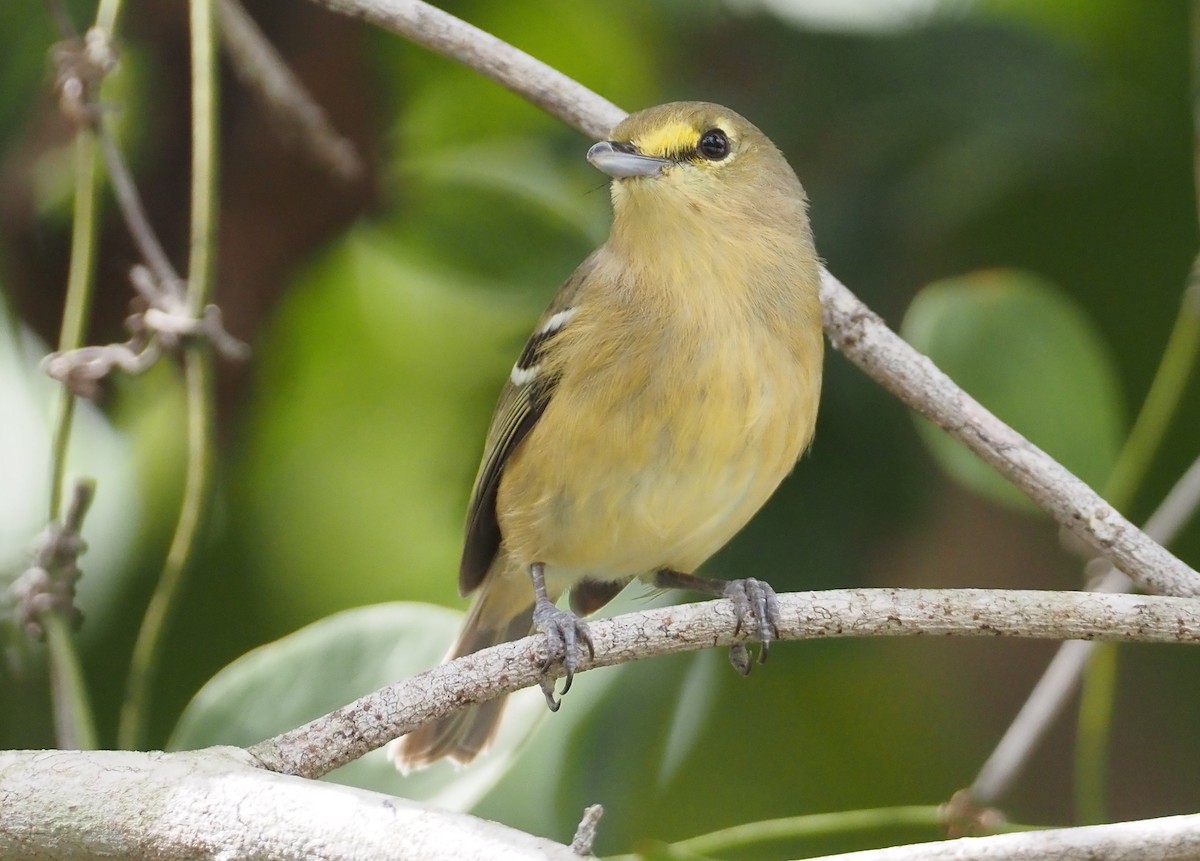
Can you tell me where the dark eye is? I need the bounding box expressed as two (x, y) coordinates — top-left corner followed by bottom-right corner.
(697, 128), (731, 160)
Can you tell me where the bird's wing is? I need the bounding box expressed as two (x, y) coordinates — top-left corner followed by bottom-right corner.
(458, 253), (600, 594)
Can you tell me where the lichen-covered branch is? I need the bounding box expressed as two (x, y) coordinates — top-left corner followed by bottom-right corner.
(0, 748), (580, 861)
(249, 588), (1200, 780)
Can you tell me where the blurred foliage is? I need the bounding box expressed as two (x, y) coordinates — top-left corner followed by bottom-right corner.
(901, 269), (1124, 510)
(169, 602), (554, 808)
(2, 0), (1199, 857)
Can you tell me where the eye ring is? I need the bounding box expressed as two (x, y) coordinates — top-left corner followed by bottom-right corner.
(697, 128), (731, 161)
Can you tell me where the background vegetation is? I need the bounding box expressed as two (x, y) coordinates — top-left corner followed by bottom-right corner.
(2, 1), (1197, 857)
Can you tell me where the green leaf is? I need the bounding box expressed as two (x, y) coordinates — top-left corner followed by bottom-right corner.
(900, 269), (1123, 510)
(235, 227), (537, 626)
(168, 602), (546, 807)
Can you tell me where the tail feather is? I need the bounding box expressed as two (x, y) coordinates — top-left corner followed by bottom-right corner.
(392, 598), (533, 769)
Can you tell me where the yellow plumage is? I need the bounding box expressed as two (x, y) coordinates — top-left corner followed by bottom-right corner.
(394, 102), (823, 768)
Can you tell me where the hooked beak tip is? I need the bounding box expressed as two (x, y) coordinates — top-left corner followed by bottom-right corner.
(587, 141), (671, 179)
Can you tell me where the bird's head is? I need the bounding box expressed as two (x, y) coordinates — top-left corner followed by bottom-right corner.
(587, 101), (807, 242)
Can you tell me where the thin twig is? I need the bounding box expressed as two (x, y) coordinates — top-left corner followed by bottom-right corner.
(624, 806), (949, 861)
(972, 7), (1200, 805)
(117, 0), (222, 749)
(247, 588), (1200, 780)
(970, 450), (1200, 804)
(1104, 272), (1200, 508)
(41, 3), (106, 750)
(44, 28), (247, 400)
(186, 0), (219, 318)
(311, 0), (625, 140)
(8, 480), (98, 749)
(217, 0), (363, 180)
(96, 123), (183, 296)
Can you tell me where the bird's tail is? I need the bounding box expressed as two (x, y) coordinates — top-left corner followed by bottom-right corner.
(391, 587), (533, 770)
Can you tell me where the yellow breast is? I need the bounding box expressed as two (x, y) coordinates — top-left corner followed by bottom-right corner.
(495, 243), (822, 581)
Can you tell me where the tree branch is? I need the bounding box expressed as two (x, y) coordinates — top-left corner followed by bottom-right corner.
(248, 588), (1200, 780)
(971, 449), (1200, 804)
(310, 0), (625, 139)
(5, 589), (1200, 859)
(217, 0), (363, 180)
(4, 746), (1199, 860)
(811, 813), (1200, 861)
(818, 273), (1199, 596)
(0, 748), (581, 861)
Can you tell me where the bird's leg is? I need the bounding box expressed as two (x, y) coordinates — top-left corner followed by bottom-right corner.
(529, 562), (594, 710)
(654, 569), (781, 673)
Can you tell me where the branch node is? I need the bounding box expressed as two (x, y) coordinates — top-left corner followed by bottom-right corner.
(42, 265), (250, 394)
(941, 788), (1009, 839)
(8, 480), (95, 640)
(570, 804), (604, 856)
(51, 27), (118, 128)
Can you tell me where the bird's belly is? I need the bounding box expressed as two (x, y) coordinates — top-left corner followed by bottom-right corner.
(496, 341), (817, 584)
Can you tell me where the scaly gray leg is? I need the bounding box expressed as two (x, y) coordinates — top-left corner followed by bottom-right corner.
(529, 562), (594, 709)
(654, 569), (781, 673)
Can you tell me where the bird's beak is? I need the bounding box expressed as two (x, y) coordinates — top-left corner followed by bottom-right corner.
(587, 140), (672, 179)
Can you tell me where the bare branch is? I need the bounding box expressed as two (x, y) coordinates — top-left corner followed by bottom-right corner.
(971, 449), (1200, 803)
(819, 270), (1199, 596)
(310, 0), (625, 140)
(0, 748), (581, 861)
(1144, 450), (1200, 546)
(46, 29), (249, 394)
(4, 746), (1198, 861)
(248, 588), (1200, 780)
(217, 0), (363, 180)
(810, 813), (1200, 861)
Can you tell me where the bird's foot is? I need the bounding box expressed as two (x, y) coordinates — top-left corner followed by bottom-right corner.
(723, 577), (781, 673)
(532, 598), (594, 709)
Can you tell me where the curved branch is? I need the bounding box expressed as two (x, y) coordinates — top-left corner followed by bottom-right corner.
(312, 0), (625, 139)
(249, 588), (1200, 779)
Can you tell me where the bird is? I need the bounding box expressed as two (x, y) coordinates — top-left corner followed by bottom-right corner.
(393, 101), (824, 769)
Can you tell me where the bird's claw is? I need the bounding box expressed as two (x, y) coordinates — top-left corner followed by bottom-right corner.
(723, 577), (781, 669)
(728, 643), (753, 676)
(532, 599), (594, 707)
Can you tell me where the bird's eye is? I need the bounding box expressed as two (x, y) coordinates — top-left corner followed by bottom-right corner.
(697, 129), (731, 161)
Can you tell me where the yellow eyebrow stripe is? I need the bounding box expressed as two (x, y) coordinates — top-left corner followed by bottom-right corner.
(632, 119), (719, 159)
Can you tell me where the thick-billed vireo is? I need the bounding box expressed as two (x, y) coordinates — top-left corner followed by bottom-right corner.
(395, 101), (823, 768)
